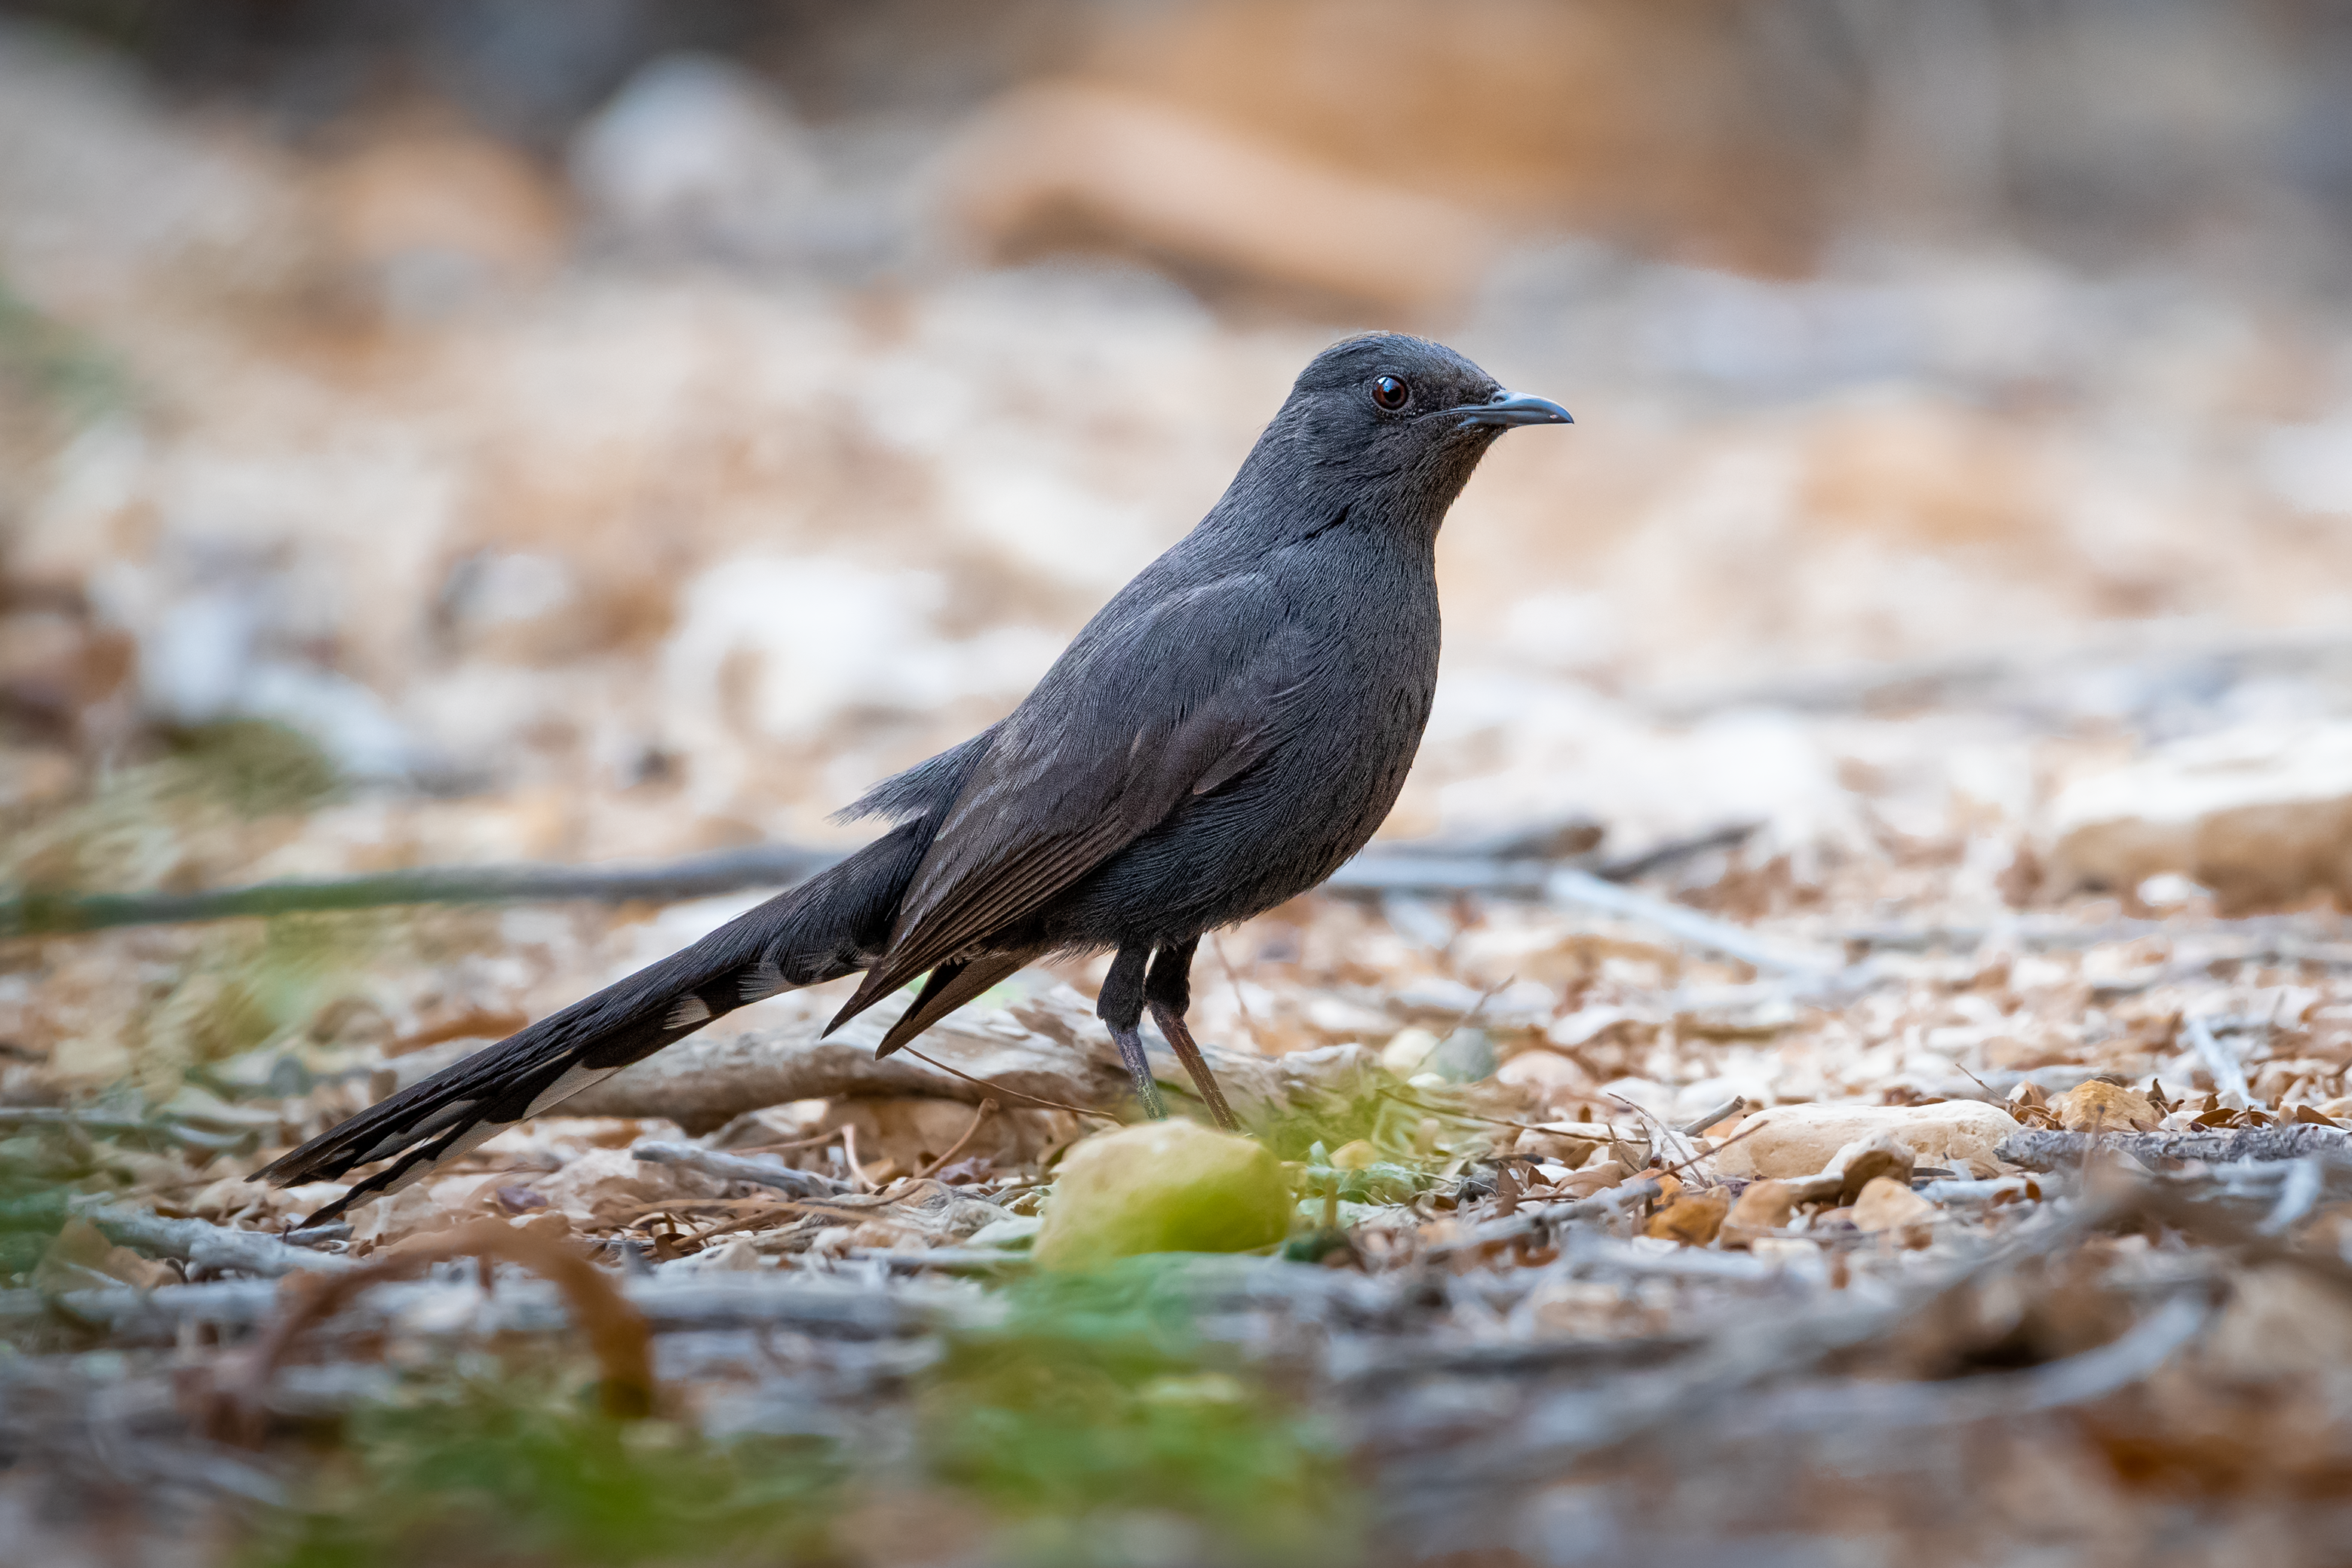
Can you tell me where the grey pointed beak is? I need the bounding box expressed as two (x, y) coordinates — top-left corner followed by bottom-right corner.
(1456, 390), (1574, 428)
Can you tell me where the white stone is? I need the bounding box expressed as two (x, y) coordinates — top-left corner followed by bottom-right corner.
(1713, 1100), (2022, 1181)
(2050, 722), (2352, 910)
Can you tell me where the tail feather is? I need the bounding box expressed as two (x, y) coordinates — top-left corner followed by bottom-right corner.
(874, 953), (1028, 1058)
(262, 821), (930, 1223)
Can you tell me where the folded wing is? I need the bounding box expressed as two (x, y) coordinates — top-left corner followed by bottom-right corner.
(830, 570), (1308, 1048)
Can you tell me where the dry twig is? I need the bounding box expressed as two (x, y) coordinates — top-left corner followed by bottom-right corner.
(913, 1098), (999, 1180)
(202, 1220), (652, 1444)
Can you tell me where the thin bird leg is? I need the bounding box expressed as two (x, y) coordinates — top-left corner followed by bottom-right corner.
(1097, 944), (1165, 1120)
(1149, 1004), (1239, 1131)
(1146, 939), (1239, 1132)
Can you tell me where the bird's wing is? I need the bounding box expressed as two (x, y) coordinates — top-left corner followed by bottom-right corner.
(831, 572), (1304, 1028)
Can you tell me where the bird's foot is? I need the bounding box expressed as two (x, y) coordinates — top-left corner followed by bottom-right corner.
(1110, 1024), (1168, 1119)
(1149, 1000), (1241, 1133)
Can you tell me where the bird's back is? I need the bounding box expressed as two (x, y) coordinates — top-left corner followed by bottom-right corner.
(1010, 513), (1443, 953)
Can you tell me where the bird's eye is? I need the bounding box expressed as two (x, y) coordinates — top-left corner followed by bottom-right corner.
(1370, 374), (1410, 412)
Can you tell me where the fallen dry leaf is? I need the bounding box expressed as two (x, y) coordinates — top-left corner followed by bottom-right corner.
(2055, 1081), (2162, 1134)
(1850, 1177), (1936, 1247)
(33, 1217), (176, 1292)
(1833, 1135), (1918, 1207)
(1646, 1188), (1730, 1247)
(1721, 1178), (1796, 1247)
(1557, 1160), (1631, 1200)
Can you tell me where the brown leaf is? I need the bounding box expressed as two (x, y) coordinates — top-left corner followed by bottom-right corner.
(1850, 1176), (1934, 1247)
(1838, 1144), (1914, 1207)
(32, 1218), (176, 1293)
(1555, 1160), (1629, 1200)
(2053, 1081), (2162, 1134)
(1720, 1178), (1795, 1249)
(1645, 1188), (1729, 1247)
(1511, 1125), (1607, 1167)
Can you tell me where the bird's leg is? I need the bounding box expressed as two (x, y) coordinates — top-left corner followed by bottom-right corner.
(1097, 944), (1165, 1120)
(1146, 938), (1240, 1132)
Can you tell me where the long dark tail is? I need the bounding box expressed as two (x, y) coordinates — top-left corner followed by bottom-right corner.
(259, 821), (930, 1223)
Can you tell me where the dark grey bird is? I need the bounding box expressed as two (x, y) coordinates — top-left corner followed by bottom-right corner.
(260, 333), (1570, 1220)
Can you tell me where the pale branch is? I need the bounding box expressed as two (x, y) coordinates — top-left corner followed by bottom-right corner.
(555, 991), (1133, 1128)
(1715, 1291), (2214, 1439)
(1644, 624), (2352, 721)
(0, 821), (1758, 937)
(0, 1107), (257, 1152)
(1994, 1123), (2352, 1171)
(1837, 910), (2352, 962)
(1423, 1176), (1666, 1258)
(1542, 866), (1841, 977)
(560, 986), (1394, 1132)
(0, 843), (845, 937)
(73, 1201), (355, 1278)
(16, 1270), (999, 1343)
(1330, 1325), (1708, 1386)
(2184, 1013), (2256, 1108)
(26, 813), (2344, 977)
(628, 1143), (852, 1198)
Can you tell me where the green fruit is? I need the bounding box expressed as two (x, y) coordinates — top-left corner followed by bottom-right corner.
(1033, 1122), (1291, 1272)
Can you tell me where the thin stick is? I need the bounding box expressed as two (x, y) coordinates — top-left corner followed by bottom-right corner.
(914, 1098), (999, 1180)
(898, 1046), (1119, 1121)
(1377, 1088), (1634, 1140)
(1953, 1060), (1998, 1097)
(684, 1207), (806, 1247)
(1607, 1091), (1682, 1165)
(683, 1199), (883, 1246)
(1396, 974), (1513, 1078)
(1657, 1118), (1764, 1185)
(1210, 932), (1268, 1054)
(840, 1124), (873, 1192)
(1673, 1095), (1749, 1137)
(722, 1128), (852, 1155)
(1439, 974), (1512, 1042)
(613, 1196), (794, 1217)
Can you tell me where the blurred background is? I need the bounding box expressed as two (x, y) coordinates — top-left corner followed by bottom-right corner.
(11, 7), (2352, 1566)
(4, 0), (2352, 1094)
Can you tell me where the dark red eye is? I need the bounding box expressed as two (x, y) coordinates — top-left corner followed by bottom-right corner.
(1370, 374), (1409, 411)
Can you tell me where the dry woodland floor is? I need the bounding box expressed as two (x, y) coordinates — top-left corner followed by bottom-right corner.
(6, 807), (2352, 1568)
(8, 22), (2352, 1566)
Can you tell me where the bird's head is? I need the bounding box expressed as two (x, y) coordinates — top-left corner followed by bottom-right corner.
(1270, 332), (1571, 506)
